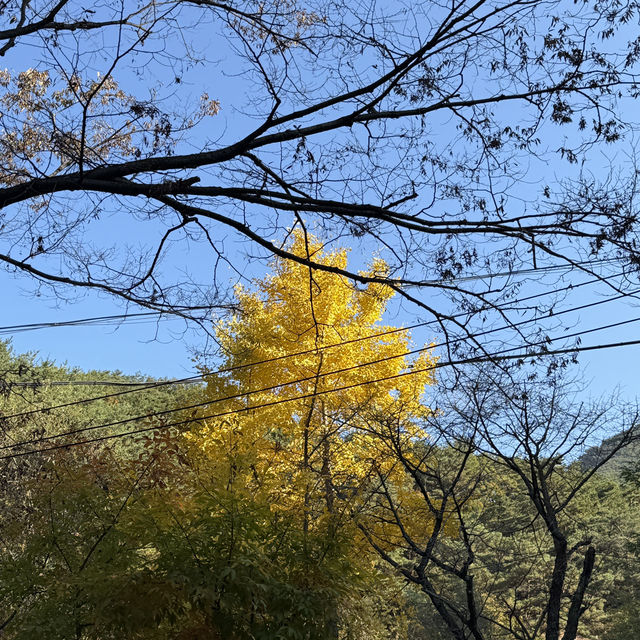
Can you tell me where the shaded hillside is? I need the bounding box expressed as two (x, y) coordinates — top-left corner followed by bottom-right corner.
(0, 340), (199, 456)
(579, 426), (640, 476)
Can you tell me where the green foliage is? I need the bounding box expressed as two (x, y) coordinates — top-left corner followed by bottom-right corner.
(0, 339), (197, 444)
(1, 322), (640, 639)
(401, 448), (640, 640)
(0, 339), (409, 639)
(0, 341), (195, 638)
(0, 434), (409, 639)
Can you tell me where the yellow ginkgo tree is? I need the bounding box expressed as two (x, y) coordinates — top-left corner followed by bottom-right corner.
(188, 230), (437, 552)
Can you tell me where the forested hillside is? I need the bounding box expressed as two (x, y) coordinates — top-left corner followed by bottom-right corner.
(580, 427), (640, 478)
(0, 340), (199, 457)
(0, 240), (639, 639)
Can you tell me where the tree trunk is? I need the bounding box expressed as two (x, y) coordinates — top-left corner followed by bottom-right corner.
(562, 546), (596, 640)
(546, 535), (568, 640)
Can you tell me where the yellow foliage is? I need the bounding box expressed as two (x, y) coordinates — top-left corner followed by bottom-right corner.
(188, 230), (437, 549)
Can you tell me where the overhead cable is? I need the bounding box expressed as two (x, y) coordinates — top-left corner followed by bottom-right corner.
(3, 335), (640, 461)
(1, 269), (627, 415)
(3, 308), (640, 457)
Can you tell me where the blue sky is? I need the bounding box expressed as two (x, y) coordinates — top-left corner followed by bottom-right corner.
(3, 250), (640, 406)
(1, 274), (201, 377)
(1, 0), (640, 406)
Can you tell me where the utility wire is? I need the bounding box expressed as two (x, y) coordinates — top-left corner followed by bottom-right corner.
(405, 256), (621, 286)
(3, 329), (640, 461)
(1, 268), (627, 417)
(0, 257), (621, 336)
(6, 380), (184, 388)
(0, 323), (420, 417)
(0, 313), (161, 335)
(3, 302), (640, 457)
(0, 306), (213, 335)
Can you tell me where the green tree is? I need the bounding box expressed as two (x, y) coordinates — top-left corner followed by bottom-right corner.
(357, 366), (640, 640)
(0, 341), (195, 637)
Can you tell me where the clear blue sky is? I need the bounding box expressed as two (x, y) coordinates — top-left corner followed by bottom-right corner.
(3, 252), (640, 404)
(1, 274), (200, 377)
(2, 0), (639, 404)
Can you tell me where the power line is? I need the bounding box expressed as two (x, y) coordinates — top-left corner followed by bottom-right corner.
(6, 380), (184, 388)
(1, 269), (626, 417)
(0, 306), (213, 336)
(3, 330), (640, 461)
(3, 304), (640, 457)
(0, 257), (621, 337)
(405, 256), (621, 286)
(0, 322), (422, 418)
(0, 313), (160, 334)
(0, 345), (425, 451)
